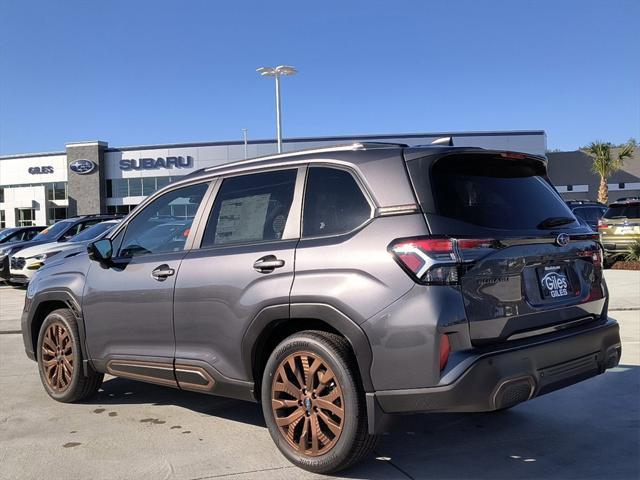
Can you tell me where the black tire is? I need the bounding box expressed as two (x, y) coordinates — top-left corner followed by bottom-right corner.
(261, 330), (377, 474)
(36, 308), (103, 403)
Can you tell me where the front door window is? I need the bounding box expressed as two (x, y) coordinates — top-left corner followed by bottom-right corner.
(116, 182), (209, 257)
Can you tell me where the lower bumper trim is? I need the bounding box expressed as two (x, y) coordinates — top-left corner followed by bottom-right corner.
(371, 320), (621, 419)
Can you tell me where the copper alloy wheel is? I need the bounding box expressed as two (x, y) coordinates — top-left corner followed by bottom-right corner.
(41, 322), (74, 392)
(271, 351), (345, 457)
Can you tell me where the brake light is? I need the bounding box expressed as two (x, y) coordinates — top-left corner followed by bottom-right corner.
(593, 247), (603, 269)
(388, 237), (495, 285)
(439, 335), (451, 371)
(499, 152), (526, 160)
(597, 219), (608, 230)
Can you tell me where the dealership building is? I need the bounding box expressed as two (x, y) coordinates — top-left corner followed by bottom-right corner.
(0, 130), (637, 228)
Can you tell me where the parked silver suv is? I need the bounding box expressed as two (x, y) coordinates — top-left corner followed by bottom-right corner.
(21, 143), (621, 473)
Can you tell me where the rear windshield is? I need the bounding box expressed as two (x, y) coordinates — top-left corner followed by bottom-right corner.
(604, 204), (640, 219)
(408, 154), (577, 231)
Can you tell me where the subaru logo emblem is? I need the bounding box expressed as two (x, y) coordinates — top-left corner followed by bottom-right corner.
(69, 159), (96, 175)
(556, 233), (570, 247)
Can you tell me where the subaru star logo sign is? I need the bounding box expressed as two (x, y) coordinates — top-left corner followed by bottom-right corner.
(69, 159), (96, 175)
(556, 233), (570, 247)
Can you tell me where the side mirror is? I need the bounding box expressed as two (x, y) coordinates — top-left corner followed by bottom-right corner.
(87, 238), (113, 264)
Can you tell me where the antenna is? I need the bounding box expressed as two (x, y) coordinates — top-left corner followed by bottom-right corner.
(430, 136), (454, 146)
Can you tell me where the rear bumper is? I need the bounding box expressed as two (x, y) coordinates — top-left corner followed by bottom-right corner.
(602, 238), (638, 255)
(367, 318), (620, 428)
(0, 257), (9, 281)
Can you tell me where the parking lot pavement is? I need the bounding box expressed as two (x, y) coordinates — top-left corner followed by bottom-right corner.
(0, 284), (25, 333)
(0, 277), (638, 480)
(606, 270), (640, 310)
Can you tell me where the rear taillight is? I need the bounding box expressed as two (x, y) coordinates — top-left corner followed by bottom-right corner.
(593, 247), (603, 269)
(388, 236), (495, 285)
(597, 219), (608, 230)
(439, 335), (451, 371)
(499, 152), (526, 160)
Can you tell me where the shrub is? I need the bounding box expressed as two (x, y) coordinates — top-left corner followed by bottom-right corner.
(626, 240), (640, 262)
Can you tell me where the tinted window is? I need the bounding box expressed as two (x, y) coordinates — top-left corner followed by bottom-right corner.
(424, 154), (576, 231)
(0, 229), (18, 242)
(302, 167), (371, 237)
(202, 170), (296, 247)
(573, 207), (605, 224)
(69, 222), (116, 242)
(604, 204), (640, 219)
(118, 183), (208, 257)
(33, 220), (75, 241)
(21, 229), (40, 241)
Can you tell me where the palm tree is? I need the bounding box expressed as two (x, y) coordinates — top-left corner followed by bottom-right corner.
(587, 141), (634, 204)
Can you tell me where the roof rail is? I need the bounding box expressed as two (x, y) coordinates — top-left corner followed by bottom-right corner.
(200, 142), (406, 174)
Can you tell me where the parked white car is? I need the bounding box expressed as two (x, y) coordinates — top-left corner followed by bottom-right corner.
(9, 220), (119, 284)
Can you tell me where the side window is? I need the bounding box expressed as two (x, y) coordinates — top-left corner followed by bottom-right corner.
(60, 220), (101, 241)
(118, 182), (209, 257)
(201, 169), (297, 247)
(59, 224), (81, 241)
(302, 167), (371, 237)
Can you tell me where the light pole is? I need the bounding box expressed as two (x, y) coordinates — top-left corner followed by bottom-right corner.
(256, 65), (297, 153)
(241, 128), (248, 159)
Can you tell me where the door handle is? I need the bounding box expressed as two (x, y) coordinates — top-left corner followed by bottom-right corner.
(253, 255), (285, 273)
(151, 264), (175, 281)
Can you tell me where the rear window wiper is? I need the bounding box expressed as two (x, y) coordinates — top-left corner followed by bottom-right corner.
(537, 216), (576, 229)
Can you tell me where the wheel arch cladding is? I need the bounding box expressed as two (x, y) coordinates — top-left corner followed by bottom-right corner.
(243, 303), (374, 394)
(25, 291), (83, 359)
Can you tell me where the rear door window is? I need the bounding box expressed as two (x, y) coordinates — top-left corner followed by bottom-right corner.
(201, 169), (297, 247)
(302, 167), (371, 237)
(409, 153), (577, 231)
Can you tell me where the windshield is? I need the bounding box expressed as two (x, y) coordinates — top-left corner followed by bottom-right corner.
(409, 153), (578, 231)
(0, 229), (18, 241)
(68, 222), (116, 242)
(32, 221), (74, 241)
(604, 204), (640, 219)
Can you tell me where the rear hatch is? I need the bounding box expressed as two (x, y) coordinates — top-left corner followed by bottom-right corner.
(401, 149), (605, 345)
(598, 201), (640, 246)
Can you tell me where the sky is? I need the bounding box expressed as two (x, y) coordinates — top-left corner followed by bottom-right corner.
(0, 0), (638, 155)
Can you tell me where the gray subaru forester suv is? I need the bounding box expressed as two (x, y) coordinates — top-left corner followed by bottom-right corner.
(21, 143), (621, 473)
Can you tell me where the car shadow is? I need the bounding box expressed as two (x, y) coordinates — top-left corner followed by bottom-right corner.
(87, 364), (639, 479)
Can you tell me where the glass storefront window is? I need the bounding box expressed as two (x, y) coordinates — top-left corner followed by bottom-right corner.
(113, 179), (129, 198)
(129, 178), (143, 196)
(106, 204), (135, 215)
(46, 182), (67, 200)
(47, 207), (68, 225)
(17, 208), (36, 227)
(142, 178), (156, 196)
(156, 177), (172, 189)
(105, 176), (182, 199)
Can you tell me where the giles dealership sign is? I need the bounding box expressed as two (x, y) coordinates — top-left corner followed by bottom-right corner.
(119, 156), (194, 171)
(28, 166), (54, 174)
(69, 159), (97, 175)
